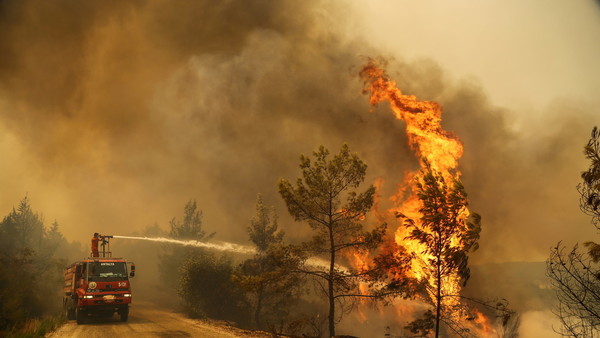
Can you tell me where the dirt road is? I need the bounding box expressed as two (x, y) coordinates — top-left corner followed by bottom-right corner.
(47, 302), (271, 338)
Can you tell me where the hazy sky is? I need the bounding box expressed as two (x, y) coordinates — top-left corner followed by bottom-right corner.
(347, 0), (600, 263)
(0, 0), (598, 266)
(354, 0), (600, 112)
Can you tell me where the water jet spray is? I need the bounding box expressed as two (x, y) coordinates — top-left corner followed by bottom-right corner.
(111, 235), (256, 255)
(111, 235), (335, 269)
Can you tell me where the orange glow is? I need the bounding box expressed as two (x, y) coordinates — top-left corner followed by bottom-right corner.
(360, 59), (467, 297)
(358, 59), (489, 334)
(465, 309), (497, 337)
(349, 249), (371, 323)
(474, 310), (495, 334)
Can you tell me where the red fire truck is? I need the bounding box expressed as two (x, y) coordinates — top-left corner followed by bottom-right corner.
(63, 234), (135, 324)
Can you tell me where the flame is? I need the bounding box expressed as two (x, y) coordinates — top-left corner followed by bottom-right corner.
(349, 249), (371, 322)
(360, 62), (463, 177)
(358, 59), (487, 334)
(472, 310), (495, 335)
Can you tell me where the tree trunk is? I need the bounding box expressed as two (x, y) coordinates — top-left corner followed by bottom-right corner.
(435, 255), (441, 338)
(329, 278), (335, 337)
(255, 285), (264, 329)
(328, 226), (336, 338)
(328, 194), (336, 338)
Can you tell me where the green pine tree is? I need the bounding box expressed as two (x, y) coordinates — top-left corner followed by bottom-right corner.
(278, 144), (386, 337)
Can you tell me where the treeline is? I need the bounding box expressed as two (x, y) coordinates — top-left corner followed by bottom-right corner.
(0, 196), (84, 336)
(159, 198), (307, 333)
(0, 143), (511, 337)
(159, 144), (506, 337)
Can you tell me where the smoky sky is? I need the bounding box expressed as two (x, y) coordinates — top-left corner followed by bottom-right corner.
(0, 0), (596, 267)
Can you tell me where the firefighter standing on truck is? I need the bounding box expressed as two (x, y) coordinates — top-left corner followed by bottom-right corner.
(91, 233), (100, 257)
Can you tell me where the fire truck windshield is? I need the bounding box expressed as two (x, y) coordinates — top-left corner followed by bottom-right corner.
(87, 261), (127, 281)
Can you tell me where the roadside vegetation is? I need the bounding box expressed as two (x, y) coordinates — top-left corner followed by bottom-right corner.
(0, 144), (513, 337)
(0, 197), (83, 337)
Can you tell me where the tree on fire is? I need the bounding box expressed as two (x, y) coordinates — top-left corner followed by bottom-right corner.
(547, 126), (600, 337)
(233, 194), (303, 331)
(278, 144), (386, 337)
(398, 162), (481, 337)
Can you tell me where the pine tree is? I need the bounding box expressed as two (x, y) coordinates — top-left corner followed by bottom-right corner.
(279, 144), (386, 337)
(0, 197), (68, 330)
(233, 194), (302, 330)
(159, 199), (214, 289)
(547, 127), (600, 337)
(399, 162), (481, 337)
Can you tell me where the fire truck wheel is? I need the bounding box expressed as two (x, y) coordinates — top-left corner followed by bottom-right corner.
(65, 305), (75, 320)
(75, 307), (86, 325)
(119, 307), (129, 322)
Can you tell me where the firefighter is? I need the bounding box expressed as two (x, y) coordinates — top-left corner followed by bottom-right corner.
(91, 232), (100, 257)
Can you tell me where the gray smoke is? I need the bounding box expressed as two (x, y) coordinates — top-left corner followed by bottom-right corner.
(0, 2), (597, 334)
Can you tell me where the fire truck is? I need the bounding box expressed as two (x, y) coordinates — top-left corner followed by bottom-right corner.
(63, 234), (135, 324)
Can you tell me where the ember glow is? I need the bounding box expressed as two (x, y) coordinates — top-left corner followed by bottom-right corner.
(359, 60), (494, 334)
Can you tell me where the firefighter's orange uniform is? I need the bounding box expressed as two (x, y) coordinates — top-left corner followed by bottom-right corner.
(91, 234), (100, 257)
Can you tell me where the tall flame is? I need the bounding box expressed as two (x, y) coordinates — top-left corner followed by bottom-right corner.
(360, 61), (463, 177)
(359, 60), (493, 335)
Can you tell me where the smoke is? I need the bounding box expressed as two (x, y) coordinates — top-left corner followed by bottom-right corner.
(519, 310), (561, 338)
(0, 0), (598, 333)
(0, 0), (410, 244)
(437, 83), (597, 264)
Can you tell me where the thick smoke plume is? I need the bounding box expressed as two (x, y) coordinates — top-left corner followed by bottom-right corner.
(0, 2), (597, 331)
(0, 0), (410, 243)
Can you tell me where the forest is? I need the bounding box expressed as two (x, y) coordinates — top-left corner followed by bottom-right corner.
(1, 125), (599, 337)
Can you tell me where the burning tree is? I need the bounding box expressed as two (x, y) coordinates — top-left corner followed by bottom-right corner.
(399, 162), (481, 337)
(359, 59), (500, 336)
(547, 126), (600, 337)
(278, 144), (386, 337)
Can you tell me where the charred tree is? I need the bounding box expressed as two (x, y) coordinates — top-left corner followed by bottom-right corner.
(547, 126), (600, 337)
(278, 144), (386, 337)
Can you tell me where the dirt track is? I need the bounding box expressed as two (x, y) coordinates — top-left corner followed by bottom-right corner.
(46, 302), (271, 338)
